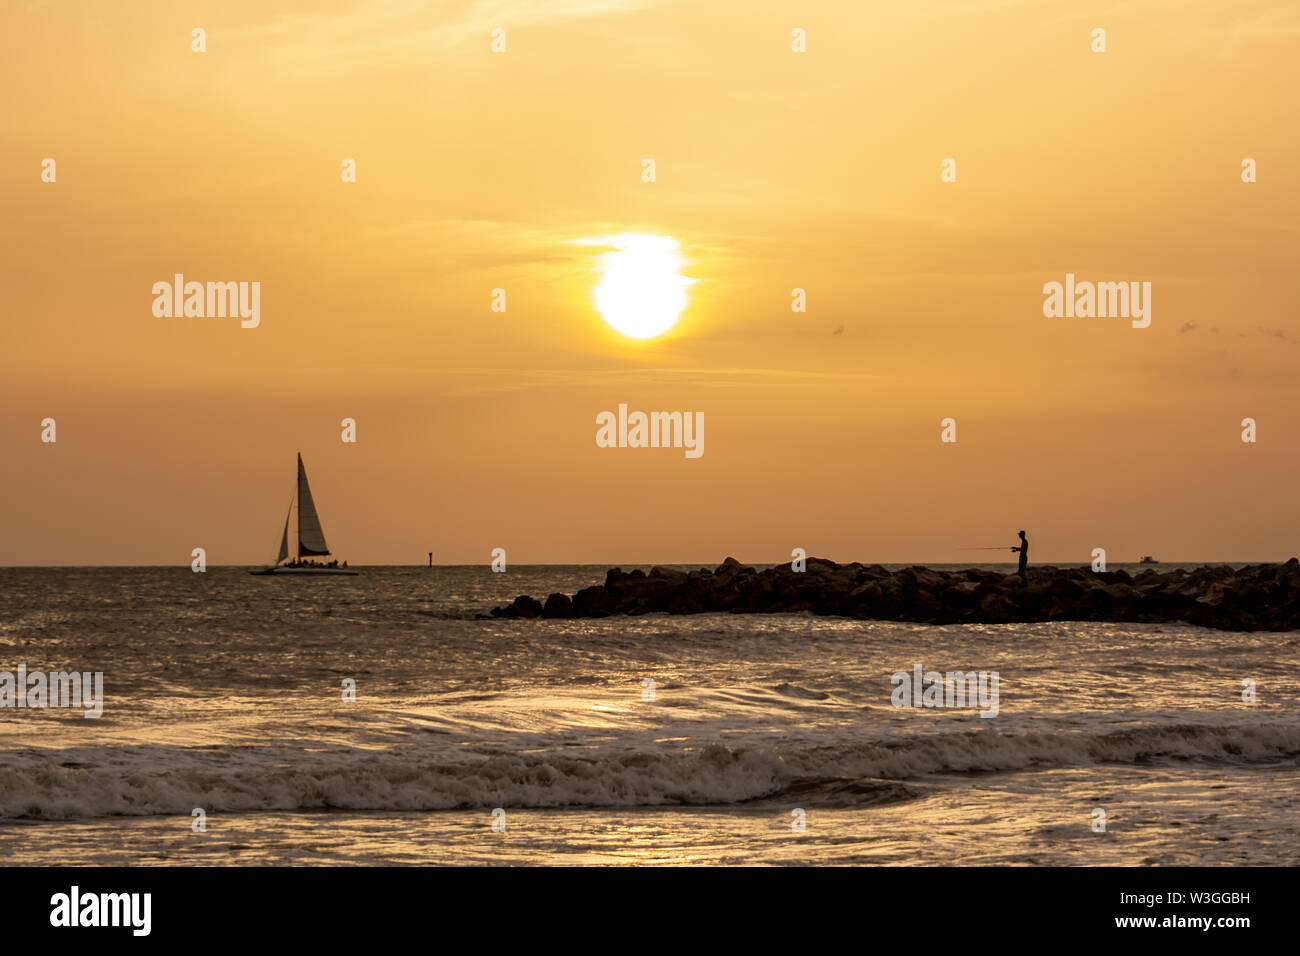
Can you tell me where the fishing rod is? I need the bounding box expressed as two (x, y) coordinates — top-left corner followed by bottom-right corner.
(957, 546), (1015, 550)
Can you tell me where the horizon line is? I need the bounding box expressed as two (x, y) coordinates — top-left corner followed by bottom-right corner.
(0, 559), (1286, 570)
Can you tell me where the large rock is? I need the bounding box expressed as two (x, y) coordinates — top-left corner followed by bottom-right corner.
(491, 595), (544, 619)
(572, 585), (614, 617)
(541, 593), (573, 618)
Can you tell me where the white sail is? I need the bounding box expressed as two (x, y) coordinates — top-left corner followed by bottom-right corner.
(276, 501), (291, 564)
(296, 454), (330, 556)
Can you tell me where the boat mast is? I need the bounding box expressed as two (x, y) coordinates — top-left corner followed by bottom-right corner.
(296, 452), (303, 560)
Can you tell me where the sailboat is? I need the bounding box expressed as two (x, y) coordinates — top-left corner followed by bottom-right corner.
(250, 454), (358, 575)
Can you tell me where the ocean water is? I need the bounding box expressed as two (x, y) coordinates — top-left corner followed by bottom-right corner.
(0, 565), (1297, 866)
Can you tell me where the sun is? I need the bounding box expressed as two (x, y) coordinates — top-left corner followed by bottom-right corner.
(586, 234), (694, 339)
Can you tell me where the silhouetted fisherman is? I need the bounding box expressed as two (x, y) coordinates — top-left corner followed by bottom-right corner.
(1011, 530), (1029, 582)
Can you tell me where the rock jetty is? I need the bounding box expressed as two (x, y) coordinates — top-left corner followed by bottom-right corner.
(490, 557), (1300, 631)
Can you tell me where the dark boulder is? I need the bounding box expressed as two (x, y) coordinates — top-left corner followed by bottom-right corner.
(541, 593), (573, 618)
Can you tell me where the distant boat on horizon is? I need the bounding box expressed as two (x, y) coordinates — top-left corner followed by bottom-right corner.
(1139, 555), (1159, 564)
(250, 454), (358, 576)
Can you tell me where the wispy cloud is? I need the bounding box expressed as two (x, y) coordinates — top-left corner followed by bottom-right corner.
(396, 366), (883, 397)
(228, 0), (663, 74)
(1229, 3), (1300, 40)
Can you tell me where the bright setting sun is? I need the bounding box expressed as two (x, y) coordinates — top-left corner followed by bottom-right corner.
(587, 234), (694, 339)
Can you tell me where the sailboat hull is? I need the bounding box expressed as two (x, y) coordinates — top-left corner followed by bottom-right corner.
(250, 567), (359, 576)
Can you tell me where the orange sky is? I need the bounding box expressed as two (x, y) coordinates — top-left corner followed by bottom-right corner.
(2, 0), (1298, 565)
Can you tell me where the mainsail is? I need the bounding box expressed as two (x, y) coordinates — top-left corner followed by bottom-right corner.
(296, 453), (330, 556)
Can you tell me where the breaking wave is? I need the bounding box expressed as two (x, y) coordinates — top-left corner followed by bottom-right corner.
(2, 721), (1295, 821)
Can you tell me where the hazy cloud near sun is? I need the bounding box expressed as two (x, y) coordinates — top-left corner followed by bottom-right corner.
(353, 218), (590, 271)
